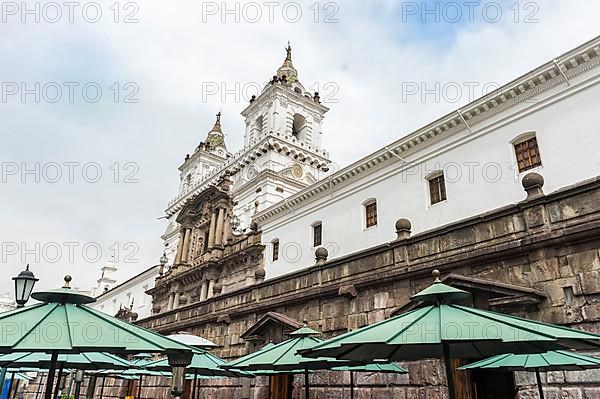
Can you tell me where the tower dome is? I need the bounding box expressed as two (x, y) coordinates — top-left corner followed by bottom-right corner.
(203, 112), (228, 157)
(274, 43), (306, 93)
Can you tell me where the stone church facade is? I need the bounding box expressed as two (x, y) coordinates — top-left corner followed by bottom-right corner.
(135, 38), (600, 398)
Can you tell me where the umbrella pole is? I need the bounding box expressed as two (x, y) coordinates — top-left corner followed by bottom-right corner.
(66, 371), (74, 398)
(304, 369), (309, 399)
(137, 375), (143, 398)
(99, 376), (106, 399)
(12, 379), (22, 399)
(44, 351), (59, 399)
(442, 343), (457, 399)
(0, 369), (6, 398)
(192, 370), (198, 399)
(53, 364), (64, 399)
(196, 373), (201, 399)
(74, 377), (82, 399)
(350, 371), (354, 399)
(535, 371), (545, 399)
(7, 372), (15, 399)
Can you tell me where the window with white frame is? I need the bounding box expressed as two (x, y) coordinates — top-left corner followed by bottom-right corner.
(513, 134), (542, 173)
(312, 222), (322, 247)
(272, 239), (280, 262)
(427, 172), (447, 205)
(363, 199), (378, 228)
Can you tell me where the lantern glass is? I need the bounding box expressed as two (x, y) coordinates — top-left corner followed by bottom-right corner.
(13, 266), (38, 307)
(160, 253), (168, 266)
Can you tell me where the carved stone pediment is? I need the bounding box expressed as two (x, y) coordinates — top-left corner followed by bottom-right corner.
(241, 312), (303, 344)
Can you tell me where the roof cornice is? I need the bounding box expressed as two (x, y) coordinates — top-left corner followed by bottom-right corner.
(241, 83), (329, 117)
(165, 134), (331, 216)
(253, 36), (600, 224)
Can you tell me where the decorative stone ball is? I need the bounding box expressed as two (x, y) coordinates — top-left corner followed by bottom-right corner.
(315, 246), (329, 260)
(395, 218), (412, 232)
(255, 268), (266, 279)
(213, 282), (222, 294)
(179, 294), (188, 304)
(522, 172), (544, 190)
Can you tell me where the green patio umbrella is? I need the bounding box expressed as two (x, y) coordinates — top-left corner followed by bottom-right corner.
(224, 325), (361, 398)
(459, 350), (600, 399)
(145, 348), (250, 399)
(299, 270), (600, 399)
(128, 353), (156, 398)
(0, 276), (193, 399)
(0, 352), (134, 371)
(0, 352), (134, 399)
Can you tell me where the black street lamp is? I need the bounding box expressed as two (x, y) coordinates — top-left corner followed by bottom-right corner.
(12, 264), (38, 307)
(159, 253), (168, 276)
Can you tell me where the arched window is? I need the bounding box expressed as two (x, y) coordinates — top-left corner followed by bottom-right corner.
(511, 132), (542, 173)
(255, 115), (264, 135)
(363, 199), (378, 228)
(292, 114), (307, 140)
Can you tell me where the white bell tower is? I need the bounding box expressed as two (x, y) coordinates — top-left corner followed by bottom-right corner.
(230, 44), (331, 230)
(242, 44), (327, 151)
(163, 44), (332, 239)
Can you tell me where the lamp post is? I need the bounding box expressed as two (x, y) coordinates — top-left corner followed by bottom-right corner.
(231, 215), (240, 233)
(12, 264), (39, 307)
(159, 253), (168, 276)
(1, 265), (38, 397)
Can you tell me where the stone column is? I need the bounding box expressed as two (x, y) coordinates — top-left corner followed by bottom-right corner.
(207, 280), (216, 299)
(214, 207), (225, 246)
(207, 210), (217, 249)
(167, 293), (174, 311)
(180, 227), (191, 263)
(173, 292), (181, 309)
(199, 281), (208, 301)
(174, 229), (185, 265)
(223, 212), (232, 243)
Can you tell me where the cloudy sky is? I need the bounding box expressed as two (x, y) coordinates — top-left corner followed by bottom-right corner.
(1, 0), (598, 295)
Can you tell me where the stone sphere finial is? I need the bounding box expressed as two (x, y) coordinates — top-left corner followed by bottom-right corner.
(522, 172), (544, 190)
(63, 275), (72, 288)
(395, 218), (412, 240)
(315, 247), (328, 265)
(255, 268), (266, 279)
(522, 172), (545, 200)
(432, 269), (440, 278)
